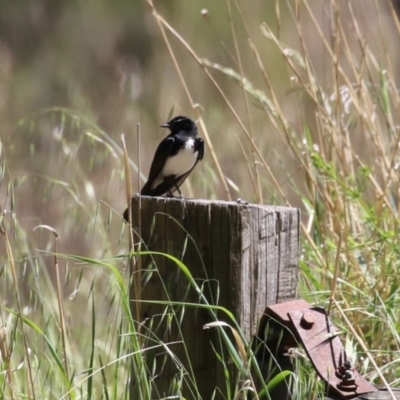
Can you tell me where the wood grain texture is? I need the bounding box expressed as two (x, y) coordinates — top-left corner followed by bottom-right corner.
(128, 195), (300, 399)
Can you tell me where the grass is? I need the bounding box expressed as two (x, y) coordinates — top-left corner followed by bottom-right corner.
(1, 0), (400, 398)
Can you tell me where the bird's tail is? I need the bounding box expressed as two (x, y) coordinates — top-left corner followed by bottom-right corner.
(140, 181), (151, 196)
(123, 206), (131, 223)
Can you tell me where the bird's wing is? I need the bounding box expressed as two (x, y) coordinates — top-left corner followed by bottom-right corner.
(196, 138), (205, 160)
(141, 136), (175, 195)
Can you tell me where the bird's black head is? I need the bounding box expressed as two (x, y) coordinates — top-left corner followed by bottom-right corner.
(161, 116), (197, 135)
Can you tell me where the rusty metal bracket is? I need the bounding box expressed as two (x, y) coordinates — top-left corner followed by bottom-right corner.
(260, 299), (377, 399)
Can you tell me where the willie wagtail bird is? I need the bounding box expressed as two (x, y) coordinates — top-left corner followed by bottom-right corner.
(124, 116), (204, 222)
(124, 116), (204, 221)
(140, 115), (204, 196)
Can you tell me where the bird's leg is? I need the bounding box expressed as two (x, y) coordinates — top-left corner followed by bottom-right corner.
(175, 184), (183, 198)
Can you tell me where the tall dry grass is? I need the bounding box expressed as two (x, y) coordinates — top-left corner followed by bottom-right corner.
(0, 0), (400, 398)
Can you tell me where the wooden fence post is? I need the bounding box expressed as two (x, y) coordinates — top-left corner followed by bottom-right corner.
(128, 195), (300, 399)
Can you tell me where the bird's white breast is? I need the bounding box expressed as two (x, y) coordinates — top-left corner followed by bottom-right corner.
(152, 138), (198, 188)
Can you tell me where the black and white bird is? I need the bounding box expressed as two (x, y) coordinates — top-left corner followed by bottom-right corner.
(140, 115), (204, 196)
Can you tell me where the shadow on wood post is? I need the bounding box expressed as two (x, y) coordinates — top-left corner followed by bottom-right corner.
(127, 195), (300, 399)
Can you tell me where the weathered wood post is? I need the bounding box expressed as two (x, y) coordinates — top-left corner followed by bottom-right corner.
(128, 195), (300, 399)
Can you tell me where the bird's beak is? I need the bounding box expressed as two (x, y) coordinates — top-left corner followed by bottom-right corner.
(160, 123), (170, 128)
